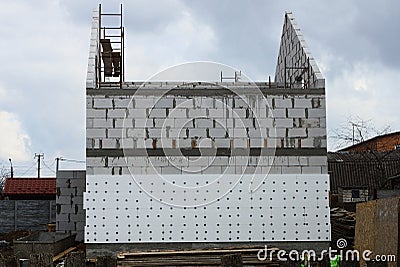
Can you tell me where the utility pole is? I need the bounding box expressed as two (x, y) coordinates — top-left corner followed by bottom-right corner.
(56, 157), (60, 175)
(34, 153), (44, 178)
(9, 158), (14, 178)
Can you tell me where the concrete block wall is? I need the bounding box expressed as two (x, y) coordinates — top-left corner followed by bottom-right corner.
(274, 12), (325, 88)
(86, 155), (327, 176)
(339, 188), (369, 203)
(85, 88), (329, 245)
(0, 200), (55, 232)
(83, 9), (330, 248)
(86, 8), (99, 89)
(86, 90), (327, 176)
(56, 170), (86, 241)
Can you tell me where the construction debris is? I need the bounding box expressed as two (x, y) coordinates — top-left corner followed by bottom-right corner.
(0, 230), (32, 258)
(13, 232), (76, 261)
(53, 247), (77, 262)
(63, 251), (86, 267)
(330, 207), (356, 248)
(29, 253), (53, 267)
(117, 246), (280, 266)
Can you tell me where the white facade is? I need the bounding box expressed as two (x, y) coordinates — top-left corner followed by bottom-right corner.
(84, 10), (330, 244)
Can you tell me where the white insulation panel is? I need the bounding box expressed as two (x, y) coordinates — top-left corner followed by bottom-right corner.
(84, 174), (330, 243)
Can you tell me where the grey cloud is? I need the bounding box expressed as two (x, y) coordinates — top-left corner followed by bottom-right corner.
(353, 1), (400, 69)
(1, 0), (399, 165)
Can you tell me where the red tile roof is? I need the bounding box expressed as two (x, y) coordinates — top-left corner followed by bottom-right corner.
(3, 178), (56, 195)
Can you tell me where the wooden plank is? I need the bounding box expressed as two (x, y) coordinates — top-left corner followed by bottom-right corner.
(221, 253), (243, 267)
(112, 51), (121, 77)
(52, 246), (76, 262)
(118, 247), (279, 258)
(374, 197), (399, 267)
(355, 200), (376, 267)
(117, 247), (281, 266)
(100, 39), (112, 52)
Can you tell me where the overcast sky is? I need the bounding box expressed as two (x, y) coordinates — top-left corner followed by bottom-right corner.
(0, 0), (399, 176)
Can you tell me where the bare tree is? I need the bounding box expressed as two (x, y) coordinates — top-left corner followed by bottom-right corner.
(0, 164), (10, 195)
(330, 116), (397, 190)
(330, 116), (391, 150)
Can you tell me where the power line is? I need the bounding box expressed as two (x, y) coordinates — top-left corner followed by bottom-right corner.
(45, 160), (55, 168)
(42, 160), (56, 174)
(19, 161), (36, 177)
(9, 165), (39, 168)
(59, 158), (85, 163)
(7, 157), (86, 177)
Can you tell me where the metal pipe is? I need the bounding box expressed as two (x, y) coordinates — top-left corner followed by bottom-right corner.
(307, 57), (310, 89)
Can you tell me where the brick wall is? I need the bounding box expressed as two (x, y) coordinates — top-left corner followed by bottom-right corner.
(377, 134), (400, 151)
(343, 132), (400, 152)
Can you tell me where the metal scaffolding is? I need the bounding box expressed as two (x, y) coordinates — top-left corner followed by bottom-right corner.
(97, 4), (125, 88)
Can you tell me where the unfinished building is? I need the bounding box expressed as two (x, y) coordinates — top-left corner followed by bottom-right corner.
(84, 7), (329, 256)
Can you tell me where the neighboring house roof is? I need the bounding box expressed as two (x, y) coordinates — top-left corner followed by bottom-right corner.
(338, 131), (400, 152)
(328, 151), (400, 193)
(3, 178), (56, 196)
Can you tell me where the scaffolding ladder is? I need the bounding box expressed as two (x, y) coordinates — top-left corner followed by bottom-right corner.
(97, 4), (124, 88)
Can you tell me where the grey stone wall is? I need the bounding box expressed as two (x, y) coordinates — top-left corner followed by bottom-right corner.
(0, 200), (55, 233)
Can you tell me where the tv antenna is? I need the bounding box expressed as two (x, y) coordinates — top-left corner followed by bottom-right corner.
(220, 70), (241, 82)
